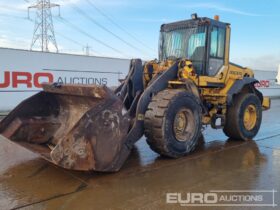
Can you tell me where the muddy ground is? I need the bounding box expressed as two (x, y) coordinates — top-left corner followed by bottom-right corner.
(0, 100), (279, 210)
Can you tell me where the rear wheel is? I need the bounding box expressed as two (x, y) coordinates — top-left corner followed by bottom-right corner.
(223, 93), (262, 140)
(144, 89), (202, 158)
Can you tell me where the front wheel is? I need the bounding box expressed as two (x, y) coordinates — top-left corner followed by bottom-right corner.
(223, 93), (262, 140)
(144, 89), (202, 158)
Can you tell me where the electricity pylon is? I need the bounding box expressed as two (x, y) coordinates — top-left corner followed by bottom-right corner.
(28, 0), (60, 52)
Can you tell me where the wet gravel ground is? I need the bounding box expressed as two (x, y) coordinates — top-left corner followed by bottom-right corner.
(0, 100), (280, 210)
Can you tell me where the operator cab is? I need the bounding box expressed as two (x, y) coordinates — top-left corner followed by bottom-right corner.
(159, 14), (230, 76)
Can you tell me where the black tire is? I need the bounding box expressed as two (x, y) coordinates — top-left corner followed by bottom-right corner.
(144, 89), (202, 158)
(223, 93), (262, 140)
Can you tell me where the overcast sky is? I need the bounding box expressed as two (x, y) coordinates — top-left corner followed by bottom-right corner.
(0, 0), (279, 70)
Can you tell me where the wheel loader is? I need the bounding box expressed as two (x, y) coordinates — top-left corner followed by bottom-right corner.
(0, 14), (270, 172)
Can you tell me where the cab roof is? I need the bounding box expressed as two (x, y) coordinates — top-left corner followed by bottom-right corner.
(160, 17), (230, 32)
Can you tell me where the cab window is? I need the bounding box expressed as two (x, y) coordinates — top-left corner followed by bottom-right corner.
(187, 27), (207, 75)
(209, 26), (226, 76)
(187, 32), (206, 58)
(210, 26), (225, 58)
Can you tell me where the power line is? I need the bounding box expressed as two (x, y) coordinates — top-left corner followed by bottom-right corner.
(55, 16), (128, 57)
(0, 13), (27, 19)
(86, 0), (156, 53)
(65, 0), (151, 56)
(0, 4), (26, 12)
(55, 31), (83, 47)
(27, 10), (98, 56)
(55, 30), (103, 56)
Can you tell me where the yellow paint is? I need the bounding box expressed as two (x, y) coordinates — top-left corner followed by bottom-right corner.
(143, 60), (175, 87)
(142, 22), (270, 128)
(243, 104), (257, 130)
(262, 97), (271, 110)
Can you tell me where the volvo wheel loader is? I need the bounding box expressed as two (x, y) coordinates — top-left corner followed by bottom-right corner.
(0, 14), (270, 172)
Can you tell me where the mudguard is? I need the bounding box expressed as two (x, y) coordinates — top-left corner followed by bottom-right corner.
(227, 77), (263, 104)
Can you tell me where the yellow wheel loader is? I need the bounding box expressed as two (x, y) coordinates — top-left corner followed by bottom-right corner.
(0, 14), (270, 172)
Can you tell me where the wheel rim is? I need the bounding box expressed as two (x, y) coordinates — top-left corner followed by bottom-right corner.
(173, 108), (195, 142)
(243, 104), (257, 131)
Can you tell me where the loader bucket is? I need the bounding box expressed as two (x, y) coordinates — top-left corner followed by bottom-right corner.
(0, 84), (132, 172)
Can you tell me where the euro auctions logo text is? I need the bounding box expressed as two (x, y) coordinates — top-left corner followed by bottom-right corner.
(166, 190), (277, 207)
(167, 192), (218, 205)
(0, 71), (108, 89)
(0, 71), (53, 88)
